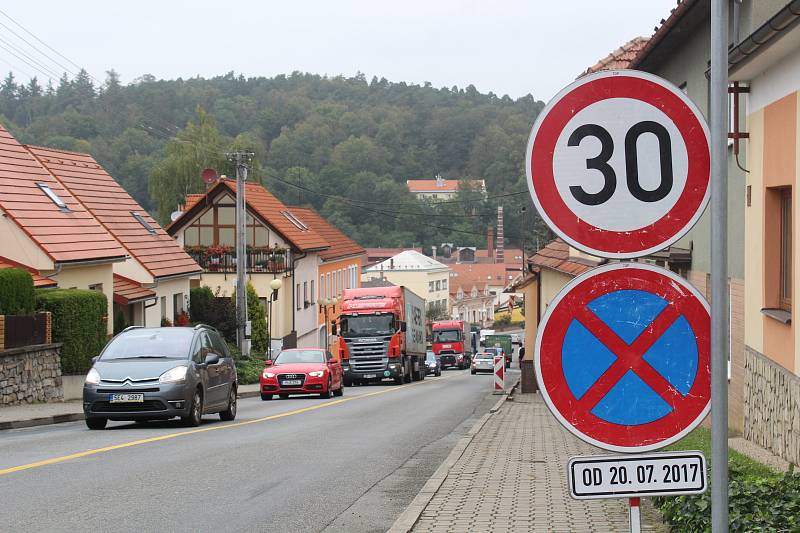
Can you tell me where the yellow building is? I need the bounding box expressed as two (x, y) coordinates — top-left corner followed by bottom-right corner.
(362, 250), (450, 315)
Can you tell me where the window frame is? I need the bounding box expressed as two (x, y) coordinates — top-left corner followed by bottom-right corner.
(780, 188), (792, 311)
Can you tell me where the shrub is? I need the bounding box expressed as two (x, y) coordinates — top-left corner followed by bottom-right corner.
(0, 268), (35, 315)
(247, 282), (268, 354)
(495, 313), (512, 326)
(113, 309), (128, 335)
(35, 288), (107, 374)
(190, 286), (236, 341)
(227, 340), (264, 385)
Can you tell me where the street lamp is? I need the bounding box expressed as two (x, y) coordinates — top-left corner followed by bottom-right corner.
(268, 278), (282, 359)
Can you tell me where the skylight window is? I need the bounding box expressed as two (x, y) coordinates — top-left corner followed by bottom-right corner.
(281, 211), (308, 231)
(131, 211), (157, 234)
(36, 182), (69, 211)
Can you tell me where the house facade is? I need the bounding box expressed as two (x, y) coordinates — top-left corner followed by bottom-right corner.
(449, 281), (495, 326)
(0, 125), (127, 334)
(26, 145), (201, 329)
(168, 179), (329, 350)
(730, 0), (800, 466)
(406, 175), (486, 201)
(362, 250), (450, 315)
(289, 207), (366, 351)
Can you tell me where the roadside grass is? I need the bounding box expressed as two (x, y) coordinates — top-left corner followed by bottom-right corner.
(654, 427), (799, 532)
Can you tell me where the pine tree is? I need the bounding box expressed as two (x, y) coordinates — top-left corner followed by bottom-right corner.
(246, 282), (269, 354)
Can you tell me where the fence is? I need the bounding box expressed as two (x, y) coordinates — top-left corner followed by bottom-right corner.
(0, 312), (51, 350)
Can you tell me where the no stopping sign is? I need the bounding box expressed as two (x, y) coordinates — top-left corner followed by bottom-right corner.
(526, 70), (710, 259)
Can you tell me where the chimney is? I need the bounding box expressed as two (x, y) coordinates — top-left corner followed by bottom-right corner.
(496, 206), (505, 263)
(487, 226), (495, 259)
(390, 258), (395, 270)
(432, 245), (437, 260)
(435, 173), (444, 187)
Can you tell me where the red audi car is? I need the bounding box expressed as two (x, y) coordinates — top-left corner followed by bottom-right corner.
(260, 348), (344, 400)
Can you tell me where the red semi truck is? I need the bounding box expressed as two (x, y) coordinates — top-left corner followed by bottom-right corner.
(333, 286), (427, 386)
(431, 320), (472, 369)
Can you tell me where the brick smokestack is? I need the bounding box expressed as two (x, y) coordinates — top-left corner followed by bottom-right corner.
(487, 226), (494, 259)
(432, 245), (437, 260)
(496, 206), (505, 263)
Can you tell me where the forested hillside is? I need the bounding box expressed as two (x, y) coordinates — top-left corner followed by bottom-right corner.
(0, 70), (550, 249)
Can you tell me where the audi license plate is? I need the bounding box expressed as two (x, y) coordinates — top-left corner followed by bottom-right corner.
(363, 374), (377, 379)
(108, 393), (144, 403)
(281, 380), (302, 386)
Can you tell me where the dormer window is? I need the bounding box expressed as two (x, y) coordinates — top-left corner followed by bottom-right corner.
(131, 211), (156, 234)
(281, 211), (308, 230)
(37, 182), (69, 211)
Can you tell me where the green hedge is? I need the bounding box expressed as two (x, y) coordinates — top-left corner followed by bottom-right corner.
(0, 268), (35, 315)
(35, 288), (108, 374)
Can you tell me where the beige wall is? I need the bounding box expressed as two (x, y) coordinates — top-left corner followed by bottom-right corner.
(53, 263), (115, 335)
(362, 268), (450, 312)
(0, 212), (54, 271)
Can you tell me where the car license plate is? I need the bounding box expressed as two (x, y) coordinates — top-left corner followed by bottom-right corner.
(363, 374), (377, 379)
(108, 393), (144, 403)
(281, 379), (302, 386)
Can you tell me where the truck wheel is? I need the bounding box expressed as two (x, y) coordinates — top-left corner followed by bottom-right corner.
(343, 377), (352, 387)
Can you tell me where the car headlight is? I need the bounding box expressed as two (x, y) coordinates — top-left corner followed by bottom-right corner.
(159, 365), (188, 384)
(308, 370), (325, 378)
(85, 367), (100, 385)
(263, 371), (275, 379)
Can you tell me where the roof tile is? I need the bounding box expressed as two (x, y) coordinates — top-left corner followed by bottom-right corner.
(113, 274), (157, 305)
(288, 207), (365, 261)
(27, 145), (201, 279)
(0, 126), (126, 263)
(0, 256), (57, 287)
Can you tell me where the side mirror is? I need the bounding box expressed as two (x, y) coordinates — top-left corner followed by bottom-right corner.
(330, 322), (337, 335)
(91, 356), (99, 364)
(203, 351), (220, 365)
(264, 359), (273, 366)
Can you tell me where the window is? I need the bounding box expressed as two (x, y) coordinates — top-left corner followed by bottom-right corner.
(173, 292), (185, 320)
(303, 281), (308, 306)
(160, 296), (167, 320)
(311, 279), (315, 304)
(435, 280), (441, 291)
(429, 281), (434, 293)
(131, 211), (157, 235)
(442, 279), (447, 290)
(281, 210), (309, 230)
(36, 182), (69, 211)
(296, 283), (302, 310)
(88, 283), (103, 292)
(326, 273), (331, 299)
(780, 189), (792, 311)
(185, 203), (269, 247)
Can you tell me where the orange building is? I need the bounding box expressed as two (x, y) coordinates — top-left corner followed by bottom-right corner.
(289, 207), (366, 352)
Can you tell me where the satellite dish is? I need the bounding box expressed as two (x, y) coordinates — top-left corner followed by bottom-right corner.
(170, 211), (182, 222)
(201, 168), (218, 185)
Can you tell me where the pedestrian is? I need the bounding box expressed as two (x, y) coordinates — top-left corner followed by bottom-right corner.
(518, 345), (525, 368)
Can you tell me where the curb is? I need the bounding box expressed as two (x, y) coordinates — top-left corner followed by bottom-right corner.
(0, 388), (263, 431)
(387, 378), (521, 533)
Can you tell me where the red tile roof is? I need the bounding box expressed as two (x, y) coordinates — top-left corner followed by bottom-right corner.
(582, 36), (649, 76)
(630, 1), (698, 70)
(289, 207), (365, 261)
(168, 179), (329, 252)
(0, 256), (56, 287)
(529, 238), (599, 277)
(27, 145), (201, 279)
(406, 179), (485, 193)
(183, 193), (206, 211)
(449, 263), (511, 289)
(0, 125), (126, 264)
(113, 274), (156, 305)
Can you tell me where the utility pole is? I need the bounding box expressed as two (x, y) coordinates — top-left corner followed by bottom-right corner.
(710, 1), (729, 530)
(227, 150), (255, 355)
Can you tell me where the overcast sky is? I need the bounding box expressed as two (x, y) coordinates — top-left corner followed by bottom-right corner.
(1, 0), (677, 101)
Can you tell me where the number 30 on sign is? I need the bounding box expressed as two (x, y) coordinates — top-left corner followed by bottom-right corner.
(526, 70), (710, 259)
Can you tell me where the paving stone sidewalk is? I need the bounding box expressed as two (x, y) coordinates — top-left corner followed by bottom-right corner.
(411, 393), (669, 533)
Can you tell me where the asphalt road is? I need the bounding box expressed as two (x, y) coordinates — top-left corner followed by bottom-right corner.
(0, 367), (513, 533)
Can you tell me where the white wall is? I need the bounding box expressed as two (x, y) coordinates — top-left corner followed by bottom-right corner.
(293, 252), (320, 347)
(143, 277), (192, 327)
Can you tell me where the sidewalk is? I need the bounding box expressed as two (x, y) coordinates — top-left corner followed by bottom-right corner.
(396, 393), (669, 533)
(0, 383), (261, 430)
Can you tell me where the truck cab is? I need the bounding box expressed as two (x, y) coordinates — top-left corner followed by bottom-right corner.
(431, 320), (471, 370)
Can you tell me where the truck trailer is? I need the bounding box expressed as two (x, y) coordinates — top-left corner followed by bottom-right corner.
(334, 286), (426, 385)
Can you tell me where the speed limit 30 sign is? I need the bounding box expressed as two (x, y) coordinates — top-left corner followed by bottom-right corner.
(526, 70), (710, 259)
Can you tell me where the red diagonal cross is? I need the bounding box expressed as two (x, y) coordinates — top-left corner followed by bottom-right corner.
(574, 302), (688, 412)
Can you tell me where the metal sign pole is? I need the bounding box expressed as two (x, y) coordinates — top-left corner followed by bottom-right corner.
(629, 498), (641, 533)
(710, 0), (730, 531)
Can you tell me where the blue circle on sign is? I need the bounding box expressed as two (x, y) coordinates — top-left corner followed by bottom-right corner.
(562, 290), (699, 426)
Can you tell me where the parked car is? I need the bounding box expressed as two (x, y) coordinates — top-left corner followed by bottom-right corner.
(471, 352), (495, 374)
(484, 346), (510, 369)
(261, 348), (344, 400)
(83, 325), (238, 430)
(425, 351), (442, 376)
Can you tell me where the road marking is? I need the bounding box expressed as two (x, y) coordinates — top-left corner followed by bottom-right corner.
(0, 372), (463, 477)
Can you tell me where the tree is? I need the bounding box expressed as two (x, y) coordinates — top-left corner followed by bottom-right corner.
(426, 302), (449, 322)
(148, 107), (227, 223)
(247, 282), (269, 354)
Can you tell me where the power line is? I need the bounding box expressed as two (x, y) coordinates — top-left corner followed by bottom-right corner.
(0, 41), (59, 81)
(0, 34), (61, 80)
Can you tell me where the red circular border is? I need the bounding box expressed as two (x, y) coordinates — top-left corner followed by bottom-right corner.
(530, 74), (710, 255)
(539, 267), (710, 448)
